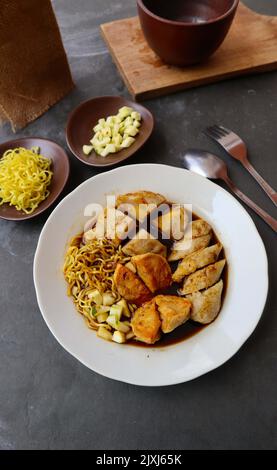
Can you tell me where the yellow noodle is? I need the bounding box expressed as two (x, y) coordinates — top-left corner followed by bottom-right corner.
(0, 147), (53, 214)
(63, 236), (130, 330)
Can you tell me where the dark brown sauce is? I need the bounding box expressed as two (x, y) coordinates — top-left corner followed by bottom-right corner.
(128, 210), (228, 348)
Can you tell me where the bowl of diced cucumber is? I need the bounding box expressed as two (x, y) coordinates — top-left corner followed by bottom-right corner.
(66, 96), (154, 167)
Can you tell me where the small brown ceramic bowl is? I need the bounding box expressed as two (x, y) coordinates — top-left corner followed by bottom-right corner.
(137, 0), (239, 66)
(66, 96), (154, 167)
(0, 138), (70, 221)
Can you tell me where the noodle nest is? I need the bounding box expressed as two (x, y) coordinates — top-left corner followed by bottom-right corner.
(0, 147), (53, 214)
(63, 236), (130, 330)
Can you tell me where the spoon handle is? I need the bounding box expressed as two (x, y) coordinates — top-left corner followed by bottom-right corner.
(243, 160), (277, 207)
(224, 176), (277, 233)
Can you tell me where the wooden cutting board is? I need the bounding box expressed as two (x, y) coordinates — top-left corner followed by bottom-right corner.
(101, 3), (277, 100)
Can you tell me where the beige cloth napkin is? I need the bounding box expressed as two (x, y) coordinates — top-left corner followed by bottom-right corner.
(0, 0), (74, 130)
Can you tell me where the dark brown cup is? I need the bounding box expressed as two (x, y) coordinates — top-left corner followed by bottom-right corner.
(137, 0), (239, 66)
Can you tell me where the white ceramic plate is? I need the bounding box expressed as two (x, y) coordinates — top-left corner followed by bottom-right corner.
(33, 164), (268, 386)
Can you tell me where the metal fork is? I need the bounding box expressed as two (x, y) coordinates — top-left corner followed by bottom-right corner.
(205, 125), (277, 207)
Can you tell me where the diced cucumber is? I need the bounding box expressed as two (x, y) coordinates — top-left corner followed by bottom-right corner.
(96, 312), (109, 323)
(112, 331), (126, 344)
(85, 107), (141, 158)
(83, 145), (93, 155)
(121, 137), (135, 148)
(88, 289), (103, 305)
(118, 106), (133, 119)
(116, 299), (130, 318)
(90, 306), (98, 317)
(106, 116), (116, 125)
(93, 124), (102, 133)
(113, 135), (123, 148)
(97, 326), (113, 341)
(101, 127), (112, 137)
(131, 111), (141, 121)
(106, 315), (119, 329)
(112, 123), (121, 134)
(102, 293), (116, 306)
(124, 126), (139, 137)
(109, 304), (123, 320)
(114, 115), (123, 124)
(97, 305), (110, 314)
(124, 116), (133, 127)
(117, 322), (130, 333)
(100, 136), (111, 145)
(133, 119), (141, 128)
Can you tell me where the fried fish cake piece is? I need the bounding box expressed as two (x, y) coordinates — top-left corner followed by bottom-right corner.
(116, 191), (166, 222)
(153, 205), (188, 240)
(179, 260), (226, 295)
(155, 295), (191, 333)
(168, 218), (212, 262)
(114, 264), (152, 306)
(187, 280), (223, 324)
(122, 229), (167, 258)
(186, 219), (212, 239)
(168, 234), (211, 262)
(116, 191), (165, 207)
(131, 300), (161, 344)
(83, 209), (135, 247)
(172, 243), (222, 282)
(131, 253), (172, 293)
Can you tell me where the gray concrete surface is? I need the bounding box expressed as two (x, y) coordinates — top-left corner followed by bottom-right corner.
(0, 0), (276, 450)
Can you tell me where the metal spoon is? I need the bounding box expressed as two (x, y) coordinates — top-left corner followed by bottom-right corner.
(183, 149), (277, 233)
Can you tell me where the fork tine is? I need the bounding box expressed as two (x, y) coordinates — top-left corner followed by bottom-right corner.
(218, 125), (241, 142)
(211, 125), (228, 137)
(217, 125), (231, 135)
(205, 126), (224, 140)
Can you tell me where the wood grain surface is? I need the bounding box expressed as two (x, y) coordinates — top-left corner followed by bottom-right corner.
(101, 2), (277, 100)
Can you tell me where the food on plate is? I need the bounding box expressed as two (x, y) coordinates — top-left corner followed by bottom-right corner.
(64, 189), (227, 345)
(179, 260), (226, 295)
(82, 106), (142, 157)
(168, 219), (212, 262)
(153, 205), (188, 240)
(168, 234), (211, 262)
(187, 280), (224, 324)
(0, 146), (53, 214)
(114, 263), (153, 305)
(131, 253), (172, 293)
(122, 229), (167, 257)
(63, 236), (134, 331)
(116, 190), (165, 208)
(131, 295), (192, 343)
(83, 208), (136, 246)
(131, 299), (161, 344)
(155, 296), (191, 334)
(187, 219), (212, 239)
(172, 243), (222, 282)
(116, 190), (166, 222)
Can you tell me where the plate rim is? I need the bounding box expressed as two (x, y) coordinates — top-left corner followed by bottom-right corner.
(0, 137), (70, 221)
(33, 163), (269, 386)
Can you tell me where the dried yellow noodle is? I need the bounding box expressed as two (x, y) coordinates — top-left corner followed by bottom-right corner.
(63, 236), (130, 330)
(0, 147), (53, 214)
